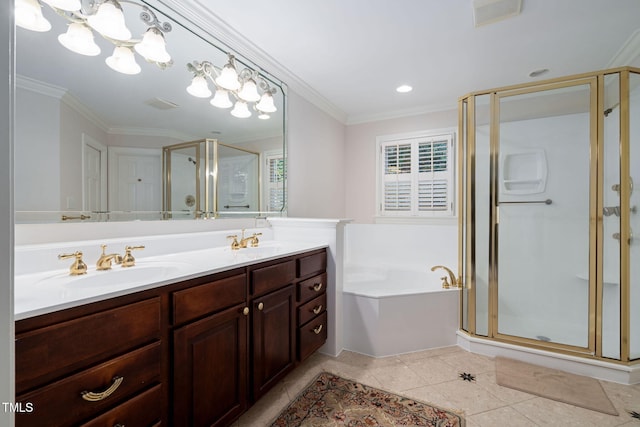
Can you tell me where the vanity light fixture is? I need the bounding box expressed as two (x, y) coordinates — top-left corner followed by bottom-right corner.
(15, 0), (173, 75)
(396, 84), (413, 93)
(187, 54), (278, 119)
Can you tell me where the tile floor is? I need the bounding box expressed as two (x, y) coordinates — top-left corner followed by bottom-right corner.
(234, 346), (640, 426)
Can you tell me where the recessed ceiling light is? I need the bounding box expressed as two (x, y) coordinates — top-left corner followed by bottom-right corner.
(529, 68), (549, 78)
(396, 85), (413, 93)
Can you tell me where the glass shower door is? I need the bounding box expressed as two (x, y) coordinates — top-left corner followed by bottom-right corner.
(494, 80), (596, 351)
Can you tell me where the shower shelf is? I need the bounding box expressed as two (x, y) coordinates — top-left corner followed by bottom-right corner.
(576, 273), (619, 286)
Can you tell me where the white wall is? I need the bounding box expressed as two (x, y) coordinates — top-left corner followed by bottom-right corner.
(287, 91), (346, 218)
(15, 87), (60, 210)
(344, 109), (458, 223)
(1, 1), (15, 424)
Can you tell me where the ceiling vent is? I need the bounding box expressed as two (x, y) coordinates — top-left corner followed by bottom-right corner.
(145, 97), (179, 110)
(473, 0), (522, 27)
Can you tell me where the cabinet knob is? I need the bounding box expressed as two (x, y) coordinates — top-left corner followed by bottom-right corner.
(81, 376), (124, 402)
(312, 283), (323, 292)
(242, 307), (249, 316)
(312, 305), (323, 315)
(313, 324), (323, 335)
(258, 302), (264, 311)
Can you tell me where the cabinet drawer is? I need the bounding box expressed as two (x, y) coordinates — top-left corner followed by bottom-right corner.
(16, 298), (161, 393)
(173, 273), (246, 325)
(297, 293), (326, 326)
(297, 250), (327, 278)
(298, 311), (327, 362)
(251, 260), (295, 297)
(16, 342), (161, 427)
(79, 384), (163, 427)
(297, 273), (327, 303)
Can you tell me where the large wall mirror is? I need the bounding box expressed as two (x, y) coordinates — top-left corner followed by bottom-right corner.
(14, 0), (286, 223)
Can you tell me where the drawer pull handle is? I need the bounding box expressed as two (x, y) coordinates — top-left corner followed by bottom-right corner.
(312, 305), (323, 315)
(81, 376), (124, 402)
(313, 324), (323, 335)
(312, 283), (323, 292)
(243, 307), (249, 316)
(258, 302), (264, 311)
(114, 424), (125, 427)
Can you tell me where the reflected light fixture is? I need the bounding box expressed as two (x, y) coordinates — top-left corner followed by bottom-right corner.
(15, 0), (173, 75)
(187, 54), (278, 119)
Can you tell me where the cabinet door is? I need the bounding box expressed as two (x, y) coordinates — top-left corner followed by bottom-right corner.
(173, 304), (248, 427)
(251, 285), (295, 401)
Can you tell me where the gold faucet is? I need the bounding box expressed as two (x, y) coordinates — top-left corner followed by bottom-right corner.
(96, 244), (123, 271)
(431, 265), (462, 289)
(227, 229), (263, 250)
(58, 251), (87, 275)
(121, 245), (145, 267)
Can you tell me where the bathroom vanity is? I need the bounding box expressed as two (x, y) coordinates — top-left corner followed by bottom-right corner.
(14, 246), (327, 426)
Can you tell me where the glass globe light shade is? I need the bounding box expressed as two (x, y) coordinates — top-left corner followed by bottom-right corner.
(255, 92), (277, 113)
(215, 63), (240, 91)
(258, 113), (270, 120)
(237, 78), (260, 103)
(186, 76), (212, 98)
(15, 0), (52, 32)
(58, 23), (101, 56)
(42, 0), (81, 12)
(210, 89), (233, 109)
(87, 0), (132, 41)
(134, 27), (171, 63)
(230, 101), (251, 118)
(105, 46), (141, 75)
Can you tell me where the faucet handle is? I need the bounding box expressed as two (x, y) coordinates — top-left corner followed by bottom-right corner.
(122, 245), (145, 268)
(58, 251), (88, 276)
(439, 276), (451, 289)
(249, 232), (262, 247)
(227, 235), (240, 250)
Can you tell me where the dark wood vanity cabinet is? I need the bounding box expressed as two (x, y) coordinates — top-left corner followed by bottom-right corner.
(15, 297), (164, 427)
(172, 272), (248, 427)
(14, 248), (327, 427)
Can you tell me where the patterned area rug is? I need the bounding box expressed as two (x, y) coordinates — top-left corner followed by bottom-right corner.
(271, 372), (464, 426)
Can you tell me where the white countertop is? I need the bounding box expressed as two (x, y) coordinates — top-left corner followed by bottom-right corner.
(15, 241), (327, 321)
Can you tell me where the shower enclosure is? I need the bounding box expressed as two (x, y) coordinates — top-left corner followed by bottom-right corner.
(458, 67), (639, 365)
(162, 139), (260, 219)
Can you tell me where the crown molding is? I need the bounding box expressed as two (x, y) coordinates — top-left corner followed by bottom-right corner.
(346, 102), (458, 126)
(16, 75), (66, 99)
(608, 29), (640, 67)
(107, 126), (196, 140)
(156, 0), (348, 124)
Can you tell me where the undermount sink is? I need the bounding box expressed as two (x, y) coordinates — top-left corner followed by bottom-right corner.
(35, 261), (191, 291)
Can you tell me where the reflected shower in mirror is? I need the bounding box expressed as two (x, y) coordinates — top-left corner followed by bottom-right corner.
(162, 139), (264, 220)
(14, 0), (286, 223)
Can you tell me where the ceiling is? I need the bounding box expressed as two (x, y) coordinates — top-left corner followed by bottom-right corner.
(190, 0), (640, 124)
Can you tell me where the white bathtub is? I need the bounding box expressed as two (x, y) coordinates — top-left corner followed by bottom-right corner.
(343, 264), (460, 357)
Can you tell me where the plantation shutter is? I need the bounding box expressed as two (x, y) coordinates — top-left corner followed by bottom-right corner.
(266, 154), (285, 211)
(379, 132), (454, 217)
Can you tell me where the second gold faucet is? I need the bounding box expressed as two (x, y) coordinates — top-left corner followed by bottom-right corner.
(227, 229), (262, 250)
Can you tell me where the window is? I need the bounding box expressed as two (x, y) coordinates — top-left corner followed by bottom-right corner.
(264, 152), (286, 212)
(377, 131), (455, 219)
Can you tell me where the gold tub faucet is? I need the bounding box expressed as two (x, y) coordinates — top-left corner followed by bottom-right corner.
(96, 244), (123, 270)
(431, 265), (462, 289)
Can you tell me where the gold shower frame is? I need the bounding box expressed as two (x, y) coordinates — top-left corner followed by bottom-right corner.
(457, 66), (640, 365)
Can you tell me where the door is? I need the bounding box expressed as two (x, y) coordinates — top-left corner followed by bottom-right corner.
(108, 147), (162, 212)
(82, 134), (107, 212)
(173, 304), (248, 427)
(493, 79), (596, 353)
(251, 285), (295, 401)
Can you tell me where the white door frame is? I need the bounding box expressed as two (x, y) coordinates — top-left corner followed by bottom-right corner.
(81, 133), (108, 211)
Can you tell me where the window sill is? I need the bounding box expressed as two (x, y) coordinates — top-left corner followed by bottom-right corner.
(374, 216), (458, 226)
